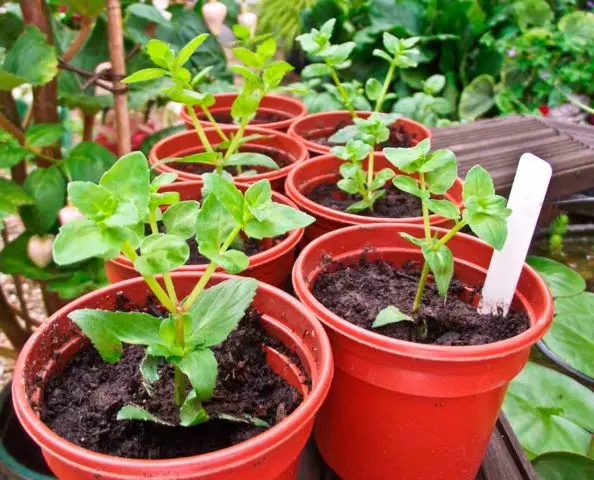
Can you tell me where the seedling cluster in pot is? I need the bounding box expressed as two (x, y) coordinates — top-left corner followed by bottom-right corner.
(52, 150), (313, 427)
(124, 29), (303, 177)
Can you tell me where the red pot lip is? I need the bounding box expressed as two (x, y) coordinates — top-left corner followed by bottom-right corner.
(12, 272), (333, 472)
(180, 93), (308, 131)
(285, 154), (463, 225)
(292, 223), (554, 362)
(109, 182), (305, 273)
(287, 111), (433, 155)
(150, 125), (309, 184)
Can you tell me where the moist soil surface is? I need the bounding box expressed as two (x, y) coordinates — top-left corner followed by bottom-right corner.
(171, 145), (292, 177)
(306, 183), (423, 218)
(199, 110), (292, 125)
(313, 258), (530, 346)
(306, 122), (415, 150)
(147, 223), (284, 265)
(40, 299), (302, 459)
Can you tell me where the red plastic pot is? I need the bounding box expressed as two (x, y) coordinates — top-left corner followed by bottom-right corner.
(13, 272), (333, 480)
(287, 111), (432, 156)
(292, 224), (553, 480)
(150, 125), (309, 192)
(105, 181), (305, 288)
(285, 154), (464, 242)
(180, 94), (307, 132)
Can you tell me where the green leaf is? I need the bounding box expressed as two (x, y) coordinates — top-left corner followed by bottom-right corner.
(392, 175), (423, 198)
(463, 209), (508, 250)
(245, 203), (314, 239)
(514, 0), (553, 30)
(173, 349), (217, 401)
(365, 78), (382, 101)
(558, 11), (594, 47)
(263, 60), (293, 89)
(543, 292), (594, 378)
(346, 198), (372, 213)
(213, 412), (269, 428)
(24, 123), (63, 148)
(117, 405), (172, 426)
(195, 194), (238, 252)
(426, 161), (457, 194)
(0, 178), (33, 218)
(145, 39), (175, 68)
(420, 149), (455, 173)
(179, 390), (209, 427)
(100, 152), (150, 222)
(151, 172), (178, 190)
(163, 201), (200, 239)
(463, 165), (494, 200)
(426, 199), (460, 219)
(383, 139), (430, 173)
(122, 68), (166, 84)
(301, 63), (331, 78)
(422, 245), (454, 297)
(503, 362), (594, 458)
(369, 168), (395, 191)
(245, 180), (272, 221)
(0, 131), (27, 168)
(134, 233), (189, 276)
(46, 264), (108, 300)
(185, 278), (258, 347)
(162, 86), (214, 107)
(20, 167), (66, 234)
(69, 309), (163, 363)
(231, 89), (260, 120)
(0, 233), (56, 279)
(52, 220), (122, 265)
(526, 256), (586, 298)
(372, 305), (413, 328)
(68, 182), (122, 224)
(232, 47), (263, 69)
(458, 75), (495, 121)
(127, 3), (169, 26)
(400, 232), (426, 247)
(328, 125), (360, 144)
(225, 152), (279, 170)
(423, 74), (446, 96)
(373, 49), (393, 63)
(0, 26), (58, 90)
(199, 244), (249, 274)
(60, 0), (104, 17)
(321, 42), (355, 65)
(65, 142), (117, 183)
(256, 38), (276, 61)
(202, 174), (244, 225)
(382, 32), (400, 55)
(174, 33), (209, 69)
(532, 452), (594, 480)
(140, 353), (162, 384)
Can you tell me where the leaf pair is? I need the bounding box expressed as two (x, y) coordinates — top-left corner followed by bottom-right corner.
(330, 113), (400, 147)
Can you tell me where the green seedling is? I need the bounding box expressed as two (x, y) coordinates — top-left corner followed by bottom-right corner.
(297, 19), (419, 116)
(52, 151), (314, 426)
(123, 32), (295, 176)
(372, 139), (511, 334)
(329, 113), (401, 212)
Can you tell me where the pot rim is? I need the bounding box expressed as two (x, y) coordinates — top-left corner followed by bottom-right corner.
(292, 223), (553, 362)
(287, 111), (432, 155)
(285, 154), (463, 225)
(108, 181), (305, 274)
(180, 93), (308, 131)
(13, 272), (333, 473)
(149, 125), (309, 184)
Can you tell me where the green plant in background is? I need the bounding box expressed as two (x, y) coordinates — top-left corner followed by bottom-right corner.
(392, 74), (454, 127)
(52, 151), (314, 425)
(548, 213), (569, 255)
(372, 140), (510, 331)
(297, 19), (419, 116)
(256, 0), (317, 51)
(125, 32), (295, 176)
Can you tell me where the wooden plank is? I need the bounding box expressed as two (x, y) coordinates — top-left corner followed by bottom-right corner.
(297, 415), (536, 480)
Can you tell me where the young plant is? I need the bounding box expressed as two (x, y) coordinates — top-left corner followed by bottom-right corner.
(329, 113), (400, 213)
(124, 32), (295, 176)
(373, 139), (511, 332)
(392, 74), (455, 127)
(297, 19), (419, 116)
(52, 151), (314, 426)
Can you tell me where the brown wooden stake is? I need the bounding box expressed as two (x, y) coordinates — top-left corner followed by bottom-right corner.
(62, 16), (93, 62)
(83, 112), (95, 141)
(106, 0), (131, 155)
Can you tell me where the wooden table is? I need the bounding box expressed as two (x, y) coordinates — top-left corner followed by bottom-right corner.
(297, 416), (537, 480)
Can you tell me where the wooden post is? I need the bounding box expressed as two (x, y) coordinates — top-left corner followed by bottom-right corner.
(106, 0), (131, 155)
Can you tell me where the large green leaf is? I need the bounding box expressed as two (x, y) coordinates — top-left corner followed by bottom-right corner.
(20, 167), (66, 234)
(65, 141), (117, 183)
(0, 10), (23, 51)
(503, 362), (594, 458)
(544, 292), (594, 378)
(163, 201), (200, 239)
(173, 349), (217, 401)
(185, 278), (258, 347)
(244, 203), (314, 240)
(134, 233), (189, 276)
(514, 0), (553, 31)
(0, 178), (34, 219)
(532, 452), (594, 480)
(526, 256), (586, 298)
(558, 12), (594, 47)
(0, 26), (58, 90)
(458, 74), (495, 121)
(53, 219), (121, 265)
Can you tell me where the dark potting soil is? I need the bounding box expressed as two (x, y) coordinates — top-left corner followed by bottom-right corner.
(313, 258), (530, 346)
(306, 183), (423, 218)
(306, 121), (415, 150)
(40, 300), (303, 459)
(171, 145), (292, 177)
(145, 222), (284, 265)
(200, 110), (292, 125)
